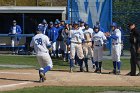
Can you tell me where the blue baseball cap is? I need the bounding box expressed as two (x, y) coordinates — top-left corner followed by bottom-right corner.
(49, 21), (53, 25)
(111, 22), (117, 27)
(65, 20), (70, 24)
(73, 21), (79, 25)
(78, 19), (84, 23)
(42, 19), (47, 24)
(54, 21), (58, 25)
(55, 19), (59, 22)
(61, 20), (65, 22)
(84, 22), (88, 25)
(93, 25), (100, 29)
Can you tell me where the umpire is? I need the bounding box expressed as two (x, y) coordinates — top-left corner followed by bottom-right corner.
(127, 23), (140, 76)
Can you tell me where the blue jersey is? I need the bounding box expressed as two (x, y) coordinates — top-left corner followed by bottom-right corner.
(47, 27), (58, 42)
(10, 25), (22, 34)
(57, 26), (64, 41)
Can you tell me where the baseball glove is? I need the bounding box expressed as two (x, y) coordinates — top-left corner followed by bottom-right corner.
(104, 32), (110, 37)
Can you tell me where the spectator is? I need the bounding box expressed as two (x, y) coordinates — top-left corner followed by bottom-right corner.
(9, 20), (22, 54)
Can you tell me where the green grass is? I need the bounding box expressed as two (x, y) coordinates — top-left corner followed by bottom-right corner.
(0, 55), (130, 70)
(1, 86), (140, 93)
(103, 58), (130, 70)
(0, 55), (69, 70)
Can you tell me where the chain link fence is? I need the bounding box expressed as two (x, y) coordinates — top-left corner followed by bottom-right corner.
(113, 0), (140, 50)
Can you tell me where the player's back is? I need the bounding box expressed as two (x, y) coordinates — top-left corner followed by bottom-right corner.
(30, 33), (50, 55)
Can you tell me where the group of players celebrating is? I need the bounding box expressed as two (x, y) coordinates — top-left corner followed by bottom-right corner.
(30, 19), (122, 82)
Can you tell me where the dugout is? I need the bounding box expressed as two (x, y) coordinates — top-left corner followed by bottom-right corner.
(0, 6), (66, 34)
(0, 6), (66, 53)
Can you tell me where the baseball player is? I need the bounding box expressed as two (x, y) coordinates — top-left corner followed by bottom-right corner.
(30, 24), (53, 82)
(92, 25), (107, 73)
(42, 19), (48, 35)
(47, 22), (58, 57)
(56, 20), (65, 58)
(96, 21), (105, 32)
(78, 19), (85, 30)
(69, 21), (85, 72)
(109, 22), (122, 75)
(62, 27), (70, 61)
(82, 22), (94, 72)
(9, 20), (22, 54)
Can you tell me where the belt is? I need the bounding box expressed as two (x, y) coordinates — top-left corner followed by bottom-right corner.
(71, 42), (82, 44)
(95, 45), (102, 46)
(112, 43), (119, 45)
(84, 41), (92, 43)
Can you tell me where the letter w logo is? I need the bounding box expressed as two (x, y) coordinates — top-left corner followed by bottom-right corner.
(76, 0), (105, 25)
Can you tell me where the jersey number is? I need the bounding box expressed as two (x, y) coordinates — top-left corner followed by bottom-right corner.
(35, 38), (42, 45)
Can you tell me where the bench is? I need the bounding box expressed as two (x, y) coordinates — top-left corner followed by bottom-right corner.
(0, 34), (34, 54)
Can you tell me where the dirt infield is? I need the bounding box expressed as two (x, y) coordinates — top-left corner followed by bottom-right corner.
(0, 69), (140, 91)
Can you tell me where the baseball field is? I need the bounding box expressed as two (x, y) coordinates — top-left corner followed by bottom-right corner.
(0, 54), (140, 93)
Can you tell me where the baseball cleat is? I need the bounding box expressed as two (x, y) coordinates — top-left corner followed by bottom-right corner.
(116, 70), (121, 75)
(39, 72), (46, 82)
(93, 64), (95, 69)
(94, 68), (99, 73)
(98, 68), (102, 74)
(137, 72), (140, 76)
(63, 58), (66, 61)
(70, 68), (73, 73)
(94, 69), (98, 73)
(126, 72), (130, 75)
(86, 67), (89, 72)
(109, 70), (116, 74)
(80, 67), (84, 72)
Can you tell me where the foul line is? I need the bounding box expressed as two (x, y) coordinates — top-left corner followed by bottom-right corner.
(0, 82), (32, 89)
(0, 72), (37, 75)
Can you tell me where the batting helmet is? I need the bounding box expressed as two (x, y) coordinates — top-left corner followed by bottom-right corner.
(93, 25), (100, 29)
(37, 24), (44, 32)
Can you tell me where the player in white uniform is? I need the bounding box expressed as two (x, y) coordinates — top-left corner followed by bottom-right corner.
(82, 22), (94, 72)
(92, 25), (107, 73)
(109, 22), (122, 75)
(69, 21), (85, 72)
(78, 19), (85, 30)
(30, 24), (53, 82)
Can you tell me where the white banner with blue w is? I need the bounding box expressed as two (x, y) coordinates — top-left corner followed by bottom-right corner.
(67, 0), (112, 32)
